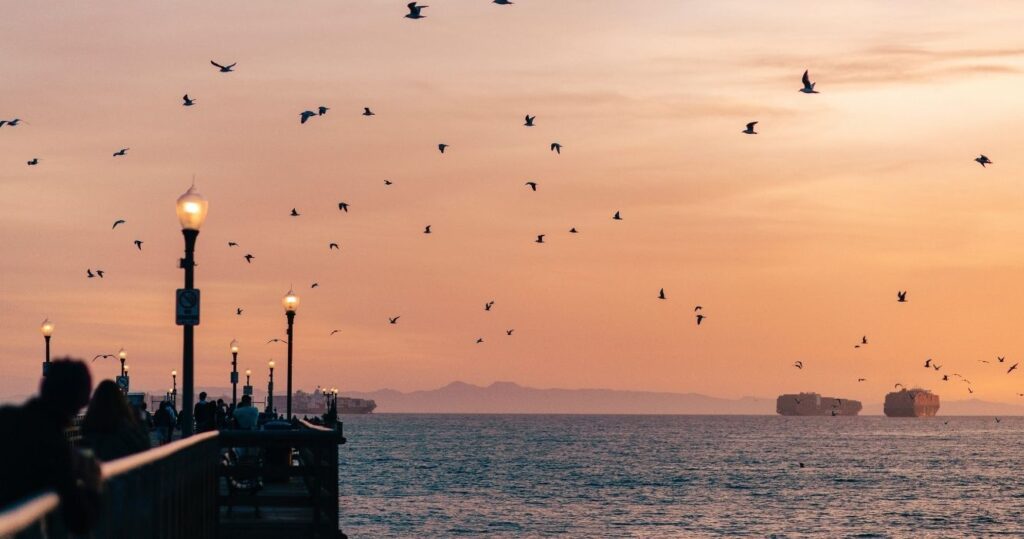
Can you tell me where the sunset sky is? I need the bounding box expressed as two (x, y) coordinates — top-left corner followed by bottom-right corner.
(4, 1), (1024, 405)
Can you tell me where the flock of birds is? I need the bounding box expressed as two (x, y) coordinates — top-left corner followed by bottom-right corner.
(8, 2), (1013, 403)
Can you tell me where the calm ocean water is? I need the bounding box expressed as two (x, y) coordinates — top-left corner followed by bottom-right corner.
(339, 415), (1024, 537)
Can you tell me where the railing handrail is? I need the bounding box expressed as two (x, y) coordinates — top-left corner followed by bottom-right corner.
(102, 431), (218, 478)
(0, 492), (60, 537)
(297, 418), (335, 433)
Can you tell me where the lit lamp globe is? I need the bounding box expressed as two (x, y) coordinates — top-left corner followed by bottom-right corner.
(124, 365), (130, 373)
(269, 360), (275, 369)
(282, 290), (300, 312)
(40, 319), (54, 337)
(171, 370), (177, 377)
(245, 369), (252, 376)
(230, 339), (239, 354)
(118, 348), (127, 361)
(175, 185), (209, 231)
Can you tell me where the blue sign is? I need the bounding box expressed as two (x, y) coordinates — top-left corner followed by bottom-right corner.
(176, 288), (200, 326)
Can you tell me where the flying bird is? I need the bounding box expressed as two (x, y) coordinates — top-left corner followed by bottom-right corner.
(424, 225), (432, 234)
(182, 94), (196, 106)
(968, 387), (974, 394)
(1009, 363), (1019, 374)
(27, 158), (38, 166)
(112, 219), (126, 229)
(96, 270), (105, 278)
(613, 211), (622, 220)
(793, 361), (803, 369)
(525, 182), (537, 191)
(506, 329), (514, 335)
(329, 243), (339, 250)
(290, 208), (300, 217)
(799, 70), (818, 93)
(338, 202), (349, 212)
(7, 119), (23, 126)
(228, 242), (239, 247)
(924, 358), (932, 368)
(857, 378), (867, 382)
(550, 143), (562, 154)
(975, 154), (993, 167)
(300, 111), (317, 124)
(113, 148), (129, 157)
(92, 354), (115, 362)
(696, 314), (705, 326)
(694, 306), (702, 311)
(330, 330), (341, 336)
(998, 356), (1006, 363)
(384, 179), (393, 186)
(244, 254), (254, 263)
(494, 0), (513, 4)
(524, 115), (535, 127)
(211, 60), (236, 72)
(895, 383), (904, 390)
(476, 338), (484, 344)
(389, 316), (400, 324)
(897, 291), (907, 303)
(438, 143), (448, 154)
(536, 234), (545, 243)
(942, 375), (949, 381)
(134, 240), (143, 250)
(658, 288), (666, 300)
(311, 283), (319, 289)
(318, 106), (329, 116)
(266, 338), (288, 344)
(236, 308), (243, 315)
(363, 107), (375, 116)
(569, 227), (578, 234)
(86, 269), (95, 278)
(405, 2), (428, 19)
(743, 121), (758, 135)
(861, 336), (868, 345)
(485, 301), (494, 311)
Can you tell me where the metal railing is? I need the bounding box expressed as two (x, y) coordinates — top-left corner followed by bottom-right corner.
(0, 431), (219, 539)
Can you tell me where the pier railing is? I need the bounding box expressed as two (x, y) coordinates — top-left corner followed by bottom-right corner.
(0, 430), (219, 539)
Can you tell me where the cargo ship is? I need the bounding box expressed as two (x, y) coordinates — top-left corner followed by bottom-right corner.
(776, 392), (862, 416)
(884, 388), (939, 417)
(338, 397), (376, 414)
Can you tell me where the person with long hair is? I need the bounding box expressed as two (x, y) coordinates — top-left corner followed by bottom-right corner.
(81, 380), (151, 461)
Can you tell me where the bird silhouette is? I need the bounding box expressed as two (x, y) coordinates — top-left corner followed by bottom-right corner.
(933, 363), (942, 371)
(996, 417), (1001, 423)
(438, 143), (448, 154)
(550, 143), (562, 154)
(857, 378), (867, 382)
(318, 106), (329, 116)
(975, 154), (993, 167)
(998, 356), (1006, 363)
(96, 270), (105, 278)
(494, 0), (513, 4)
(897, 291), (907, 302)
(861, 336), (868, 345)
(506, 329), (514, 335)
(696, 314), (705, 325)
(329, 243), (339, 250)
(895, 383), (904, 390)
(330, 330), (341, 335)
(211, 61), (236, 73)
(569, 227), (578, 234)
(405, 2), (428, 19)
(389, 316), (400, 324)
(799, 70), (818, 93)
(338, 202), (349, 212)
(267, 338), (288, 344)
(113, 148), (129, 157)
(300, 111), (317, 124)
(476, 338), (484, 344)
(182, 94), (196, 106)
(27, 158), (38, 166)
(244, 254), (254, 263)
(942, 375), (949, 381)
(485, 301), (494, 311)
(92, 354), (115, 362)
(924, 358), (932, 368)
(236, 308), (243, 315)
(968, 387), (974, 394)
(134, 240), (143, 250)
(525, 182), (537, 191)
(228, 242), (239, 247)
(112, 219), (126, 229)
(794, 361), (803, 369)
(311, 283), (319, 288)
(363, 107), (375, 116)
(694, 306), (702, 311)
(1008, 363), (1019, 374)
(7, 119), (23, 126)
(290, 208), (300, 217)
(536, 234), (545, 243)
(524, 115), (535, 127)
(658, 288), (666, 300)
(384, 179), (393, 186)
(424, 225), (432, 234)
(743, 121), (758, 134)
(86, 269), (95, 278)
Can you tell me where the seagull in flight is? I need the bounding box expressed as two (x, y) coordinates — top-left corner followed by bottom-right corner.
(134, 240), (143, 250)
(569, 227), (578, 234)
(113, 148), (129, 157)
(998, 356), (1006, 363)
(613, 211), (622, 220)
(924, 358), (932, 368)
(27, 158), (38, 166)
(266, 338), (288, 344)
(494, 0), (513, 4)
(658, 288), (666, 300)
(389, 316), (400, 324)
(211, 61), (236, 73)
(438, 143), (448, 154)
(858, 378), (867, 382)
(329, 330), (342, 336)
(476, 338), (484, 344)
(236, 308), (243, 315)
(182, 94), (196, 106)
(300, 111), (317, 124)
(424, 225), (432, 234)
(329, 243), (339, 250)
(1008, 363), (1019, 374)
(743, 121), (757, 135)
(228, 242), (239, 247)
(485, 301), (494, 311)
(975, 154), (993, 167)
(506, 329), (514, 335)
(405, 2), (428, 19)
(92, 354), (115, 362)
(694, 306), (702, 311)
(290, 208), (300, 217)
(318, 106), (329, 116)
(895, 383), (904, 390)
(793, 361), (803, 369)
(338, 202), (349, 212)
(363, 107), (375, 116)
(550, 142), (562, 154)
(384, 179), (393, 186)
(86, 269), (95, 278)
(525, 181), (537, 191)
(536, 234), (545, 243)
(112, 219), (126, 229)
(524, 115), (535, 127)
(799, 70), (818, 93)
(897, 291), (907, 303)
(311, 283), (319, 288)
(96, 270), (105, 278)
(696, 314), (705, 326)
(244, 254), (254, 263)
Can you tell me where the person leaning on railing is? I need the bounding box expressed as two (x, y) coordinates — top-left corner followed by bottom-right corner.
(81, 380), (151, 462)
(0, 358), (102, 534)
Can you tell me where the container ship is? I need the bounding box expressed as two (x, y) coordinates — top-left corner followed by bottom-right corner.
(884, 388), (939, 417)
(776, 392), (862, 416)
(338, 397), (376, 414)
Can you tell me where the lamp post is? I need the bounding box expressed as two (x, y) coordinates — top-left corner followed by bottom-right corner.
(332, 387), (338, 411)
(282, 289), (299, 420)
(267, 360), (276, 417)
(230, 339), (240, 407)
(171, 370), (178, 408)
(40, 318), (54, 376)
(176, 184), (208, 437)
(245, 369), (251, 387)
(118, 348), (127, 377)
(123, 365), (130, 393)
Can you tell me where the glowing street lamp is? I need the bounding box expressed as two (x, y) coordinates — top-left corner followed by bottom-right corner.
(118, 348), (127, 377)
(267, 360), (276, 417)
(230, 338), (240, 407)
(171, 369), (178, 407)
(282, 289), (299, 420)
(40, 318), (54, 375)
(176, 184), (208, 436)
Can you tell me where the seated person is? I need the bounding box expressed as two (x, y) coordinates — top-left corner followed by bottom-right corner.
(233, 395), (259, 430)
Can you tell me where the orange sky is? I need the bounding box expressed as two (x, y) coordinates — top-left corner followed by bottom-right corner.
(4, 1), (1024, 404)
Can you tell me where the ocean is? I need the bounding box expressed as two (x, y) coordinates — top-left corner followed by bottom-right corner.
(339, 414), (1024, 537)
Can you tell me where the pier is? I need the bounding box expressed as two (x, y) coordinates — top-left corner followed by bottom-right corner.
(0, 421), (345, 539)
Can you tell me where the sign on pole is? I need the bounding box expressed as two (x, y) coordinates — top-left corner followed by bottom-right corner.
(176, 288), (200, 326)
